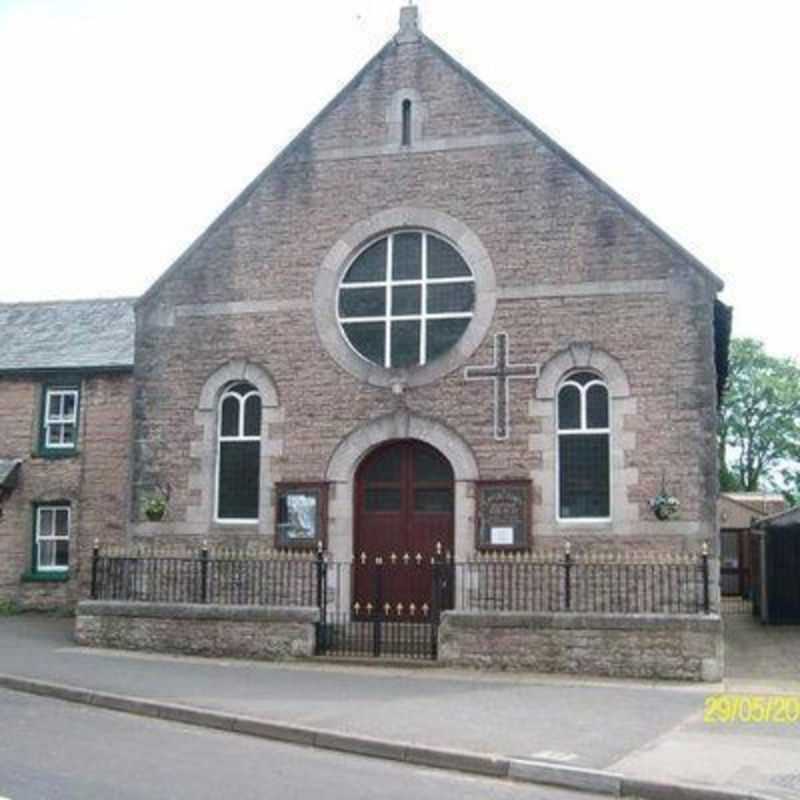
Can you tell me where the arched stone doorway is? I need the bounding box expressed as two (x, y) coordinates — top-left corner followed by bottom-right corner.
(353, 439), (454, 613)
(324, 410), (479, 570)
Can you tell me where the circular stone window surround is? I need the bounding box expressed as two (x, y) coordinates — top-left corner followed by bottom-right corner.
(314, 207), (497, 389)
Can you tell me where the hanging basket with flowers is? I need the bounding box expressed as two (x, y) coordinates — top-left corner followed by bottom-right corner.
(142, 482), (170, 522)
(649, 491), (680, 521)
(649, 472), (680, 521)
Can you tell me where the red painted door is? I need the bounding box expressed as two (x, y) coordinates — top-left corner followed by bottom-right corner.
(354, 440), (454, 618)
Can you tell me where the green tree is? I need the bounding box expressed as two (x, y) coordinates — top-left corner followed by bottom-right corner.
(778, 469), (800, 507)
(719, 338), (800, 500)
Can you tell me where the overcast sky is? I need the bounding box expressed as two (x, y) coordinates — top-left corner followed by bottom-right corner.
(1, 0), (797, 358)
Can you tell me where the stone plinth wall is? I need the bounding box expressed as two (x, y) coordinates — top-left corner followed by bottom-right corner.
(438, 611), (723, 682)
(75, 602), (318, 660)
(18, 581), (70, 611)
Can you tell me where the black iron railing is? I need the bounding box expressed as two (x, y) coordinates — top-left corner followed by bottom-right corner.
(452, 549), (711, 615)
(90, 542), (713, 617)
(91, 543), (318, 607)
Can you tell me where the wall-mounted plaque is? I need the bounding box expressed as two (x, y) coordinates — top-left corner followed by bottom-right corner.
(490, 526), (515, 546)
(476, 481), (531, 550)
(275, 483), (328, 549)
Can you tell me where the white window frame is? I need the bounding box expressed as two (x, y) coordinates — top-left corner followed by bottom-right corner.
(336, 230), (476, 369)
(35, 504), (71, 572)
(214, 384), (261, 525)
(44, 388), (79, 449)
(556, 373), (612, 524)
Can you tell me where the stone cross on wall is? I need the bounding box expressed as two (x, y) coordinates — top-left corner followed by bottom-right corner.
(464, 333), (539, 441)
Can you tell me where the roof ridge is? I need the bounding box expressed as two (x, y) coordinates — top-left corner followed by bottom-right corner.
(753, 504), (800, 527)
(725, 492), (785, 498)
(720, 493), (783, 516)
(0, 296), (137, 309)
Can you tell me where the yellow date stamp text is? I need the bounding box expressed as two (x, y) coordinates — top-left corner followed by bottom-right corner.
(704, 694), (800, 723)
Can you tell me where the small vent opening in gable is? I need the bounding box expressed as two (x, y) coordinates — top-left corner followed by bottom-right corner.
(401, 99), (412, 146)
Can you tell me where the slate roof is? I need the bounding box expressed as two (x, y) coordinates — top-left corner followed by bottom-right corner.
(0, 298), (135, 372)
(0, 459), (21, 489)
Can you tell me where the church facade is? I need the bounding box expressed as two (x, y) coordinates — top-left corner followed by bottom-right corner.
(130, 5), (724, 577)
(1, 7), (728, 649)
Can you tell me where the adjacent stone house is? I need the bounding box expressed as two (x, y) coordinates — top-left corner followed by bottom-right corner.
(0, 299), (134, 609)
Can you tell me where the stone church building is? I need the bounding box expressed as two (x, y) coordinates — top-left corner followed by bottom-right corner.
(1, 6), (726, 639)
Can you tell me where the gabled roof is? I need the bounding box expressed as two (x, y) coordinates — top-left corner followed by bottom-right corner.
(0, 298), (135, 373)
(138, 8), (724, 308)
(718, 493), (785, 530)
(723, 492), (786, 511)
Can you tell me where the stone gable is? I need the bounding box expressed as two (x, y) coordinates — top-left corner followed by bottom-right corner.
(137, 20), (720, 316)
(130, 7), (722, 574)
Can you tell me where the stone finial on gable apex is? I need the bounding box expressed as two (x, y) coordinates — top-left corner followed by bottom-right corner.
(397, 3), (421, 43)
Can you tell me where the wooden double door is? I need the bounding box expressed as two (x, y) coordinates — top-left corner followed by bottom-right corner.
(353, 440), (454, 618)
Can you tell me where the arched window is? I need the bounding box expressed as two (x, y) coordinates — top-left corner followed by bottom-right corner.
(557, 371), (610, 520)
(216, 382), (262, 522)
(401, 99), (412, 146)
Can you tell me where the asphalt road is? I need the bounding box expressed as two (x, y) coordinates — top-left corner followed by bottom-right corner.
(0, 689), (597, 800)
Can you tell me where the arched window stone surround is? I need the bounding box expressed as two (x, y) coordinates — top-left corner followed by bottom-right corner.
(528, 343), (641, 537)
(313, 207), (497, 389)
(185, 360), (283, 536)
(325, 410), (479, 565)
(386, 88), (426, 147)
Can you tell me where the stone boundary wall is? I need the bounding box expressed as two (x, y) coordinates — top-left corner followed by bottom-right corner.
(75, 602), (319, 661)
(438, 612), (723, 682)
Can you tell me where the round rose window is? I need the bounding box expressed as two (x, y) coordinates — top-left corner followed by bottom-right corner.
(337, 231), (476, 369)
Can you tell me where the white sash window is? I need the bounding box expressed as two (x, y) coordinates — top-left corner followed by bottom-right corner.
(44, 389), (79, 449)
(35, 505), (70, 571)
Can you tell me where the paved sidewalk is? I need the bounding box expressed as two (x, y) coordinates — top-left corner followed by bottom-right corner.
(1, 615), (799, 798)
(725, 613), (800, 693)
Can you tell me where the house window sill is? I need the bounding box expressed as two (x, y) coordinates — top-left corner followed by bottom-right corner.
(21, 571), (70, 584)
(31, 450), (81, 461)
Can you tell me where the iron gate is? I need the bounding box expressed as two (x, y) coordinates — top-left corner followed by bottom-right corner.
(314, 547), (453, 660)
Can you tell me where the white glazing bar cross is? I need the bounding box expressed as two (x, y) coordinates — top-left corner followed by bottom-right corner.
(385, 234), (393, 368)
(420, 232), (428, 365)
